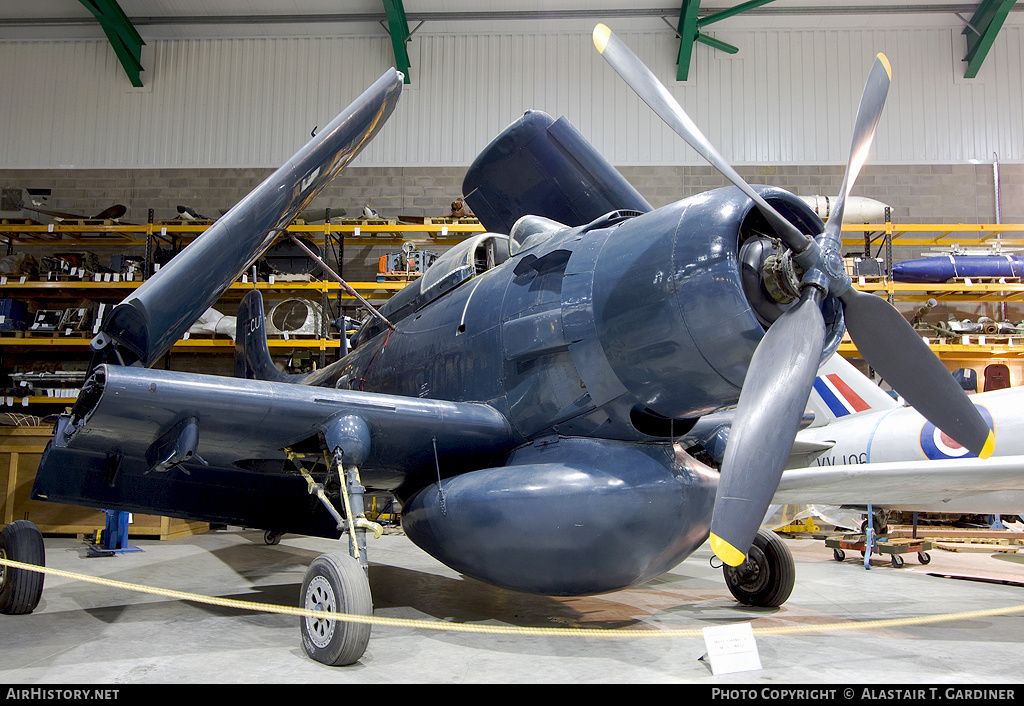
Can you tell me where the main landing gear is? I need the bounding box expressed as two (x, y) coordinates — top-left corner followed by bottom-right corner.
(722, 529), (795, 608)
(289, 434), (381, 667)
(0, 520), (45, 615)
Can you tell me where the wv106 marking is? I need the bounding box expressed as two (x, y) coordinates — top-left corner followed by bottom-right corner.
(815, 452), (868, 466)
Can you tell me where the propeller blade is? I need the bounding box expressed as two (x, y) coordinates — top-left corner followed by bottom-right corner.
(823, 54), (891, 243)
(709, 290), (825, 566)
(840, 289), (994, 458)
(593, 24), (812, 255)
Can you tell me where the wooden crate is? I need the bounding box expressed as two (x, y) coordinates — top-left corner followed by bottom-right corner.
(0, 426), (208, 539)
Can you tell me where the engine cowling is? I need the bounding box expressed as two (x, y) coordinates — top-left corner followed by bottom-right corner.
(570, 185), (843, 427)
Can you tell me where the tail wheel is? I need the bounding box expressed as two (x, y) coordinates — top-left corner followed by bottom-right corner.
(723, 529), (795, 608)
(299, 552), (372, 666)
(0, 520), (45, 615)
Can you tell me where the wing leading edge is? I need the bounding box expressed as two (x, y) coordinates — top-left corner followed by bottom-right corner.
(33, 365), (516, 537)
(774, 456), (1024, 514)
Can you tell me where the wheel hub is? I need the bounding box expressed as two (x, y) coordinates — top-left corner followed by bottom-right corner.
(725, 545), (769, 594)
(304, 575), (338, 648)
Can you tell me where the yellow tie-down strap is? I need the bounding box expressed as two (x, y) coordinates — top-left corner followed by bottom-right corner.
(3, 557), (1024, 638)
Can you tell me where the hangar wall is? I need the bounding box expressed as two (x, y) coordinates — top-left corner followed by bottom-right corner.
(0, 23), (1022, 239)
(1, 24), (1022, 169)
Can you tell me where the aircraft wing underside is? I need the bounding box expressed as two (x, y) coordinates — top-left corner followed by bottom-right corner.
(32, 365), (516, 538)
(774, 456), (1024, 514)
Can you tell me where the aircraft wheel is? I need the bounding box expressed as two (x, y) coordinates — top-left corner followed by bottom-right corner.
(0, 520), (45, 615)
(723, 530), (795, 608)
(861, 511), (888, 537)
(299, 552), (372, 666)
(918, 552), (931, 565)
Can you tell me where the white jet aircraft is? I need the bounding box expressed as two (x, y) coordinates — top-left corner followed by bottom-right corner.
(773, 355), (1024, 526)
(679, 354), (1024, 532)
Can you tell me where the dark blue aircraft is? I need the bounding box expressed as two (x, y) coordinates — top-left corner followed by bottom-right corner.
(4, 26), (993, 666)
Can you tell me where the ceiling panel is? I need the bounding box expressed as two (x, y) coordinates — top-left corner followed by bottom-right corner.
(2, 2), (1021, 40)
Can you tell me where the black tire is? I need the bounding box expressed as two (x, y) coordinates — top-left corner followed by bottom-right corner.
(0, 520), (45, 615)
(833, 548), (845, 562)
(861, 513), (889, 537)
(264, 530), (281, 545)
(723, 529), (795, 608)
(918, 552), (931, 565)
(891, 554), (905, 568)
(299, 552), (372, 666)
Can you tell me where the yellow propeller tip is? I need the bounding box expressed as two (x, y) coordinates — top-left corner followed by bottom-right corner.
(593, 23), (611, 54)
(979, 431), (996, 459)
(710, 533), (747, 567)
(876, 53), (892, 80)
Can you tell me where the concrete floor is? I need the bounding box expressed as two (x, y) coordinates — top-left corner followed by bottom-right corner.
(2, 526), (1024, 684)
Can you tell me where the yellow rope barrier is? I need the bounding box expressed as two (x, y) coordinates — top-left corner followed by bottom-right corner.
(4, 557), (1024, 639)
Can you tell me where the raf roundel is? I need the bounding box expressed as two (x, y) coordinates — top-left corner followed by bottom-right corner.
(919, 405), (994, 460)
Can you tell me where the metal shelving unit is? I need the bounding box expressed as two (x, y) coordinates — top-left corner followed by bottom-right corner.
(0, 219), (1021, 407)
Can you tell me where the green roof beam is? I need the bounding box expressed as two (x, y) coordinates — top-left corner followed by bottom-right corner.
(676, 0), (701, 81)
(78, 0), (145, 87)
(696, 34), (739, 54)
(962, 0), (1017, 79)
(381, 0), (412, 84)
(675, 0), (776, 81)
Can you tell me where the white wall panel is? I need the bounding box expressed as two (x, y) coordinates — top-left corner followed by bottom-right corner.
(1, 24), (1021, 168)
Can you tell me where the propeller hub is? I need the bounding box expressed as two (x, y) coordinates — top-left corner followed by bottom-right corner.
(822, 248), (846, 280)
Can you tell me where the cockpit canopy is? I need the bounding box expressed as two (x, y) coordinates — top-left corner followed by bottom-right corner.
(349, 233), (512, 347)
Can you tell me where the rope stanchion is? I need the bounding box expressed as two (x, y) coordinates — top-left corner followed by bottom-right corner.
(4, 557), (1024, 639)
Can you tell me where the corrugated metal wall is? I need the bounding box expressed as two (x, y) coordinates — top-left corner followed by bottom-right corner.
(1, 24), (1021, 168)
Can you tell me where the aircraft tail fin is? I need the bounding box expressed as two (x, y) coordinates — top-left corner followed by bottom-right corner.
(234, 290), (291, 382)
(807, 355), (899, 426)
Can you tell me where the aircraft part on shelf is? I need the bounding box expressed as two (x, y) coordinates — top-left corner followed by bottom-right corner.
(799, 195), (890, 223)
(188, 308), (237, 340)
(380, 244), (438, 275)
(924, 318), (1024, 338)
(18, 200), (127, 222)
(0, 299), (29, 331)
(266, 299), (323, 337)
(8, 370), (88, 399)
(260, 237), (323, 276)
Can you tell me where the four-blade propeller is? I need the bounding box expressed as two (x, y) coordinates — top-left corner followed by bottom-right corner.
(594, 23), (995, 566)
